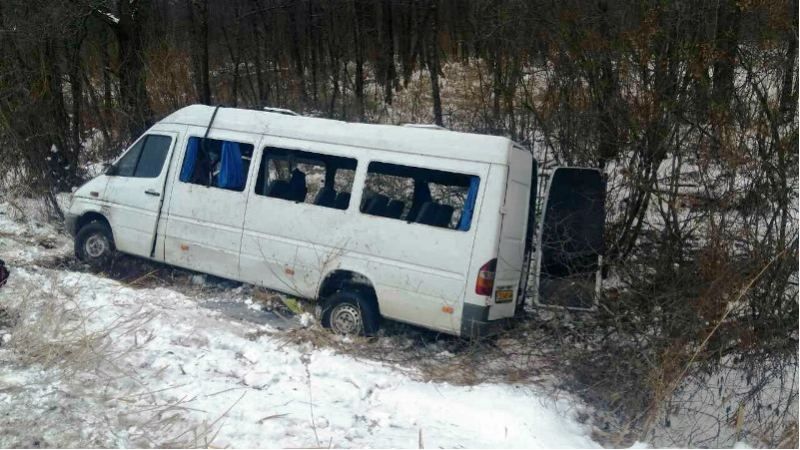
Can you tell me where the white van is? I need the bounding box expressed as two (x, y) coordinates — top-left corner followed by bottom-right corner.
(65, 105), (604, 338)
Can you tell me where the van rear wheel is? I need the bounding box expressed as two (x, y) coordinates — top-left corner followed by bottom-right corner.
(75, 221), (115, 269)
(321, 289), (380, 336)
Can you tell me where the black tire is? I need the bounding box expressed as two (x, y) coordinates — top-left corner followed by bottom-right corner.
(321, 288), (380, 336)
(74, 221), (115, 269)
(0, 258), (8, 288)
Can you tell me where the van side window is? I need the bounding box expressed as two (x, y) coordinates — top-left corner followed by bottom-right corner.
(113, 135), (172, 178)
(179, 136), (254, 192)
(361, 162), (480, 231)
(254, 147), (356, 210)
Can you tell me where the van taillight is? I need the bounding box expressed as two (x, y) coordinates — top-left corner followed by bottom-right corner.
(475, 258), (497, 296)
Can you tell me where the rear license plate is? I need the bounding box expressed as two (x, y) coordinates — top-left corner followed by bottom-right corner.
(495, 288), (514, 303)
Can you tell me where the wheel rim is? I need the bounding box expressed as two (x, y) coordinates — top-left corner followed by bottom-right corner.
(84, 234), (108, 258)
(330, 303), (363, 335)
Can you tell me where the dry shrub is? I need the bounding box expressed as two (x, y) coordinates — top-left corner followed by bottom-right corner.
(6, 275), (151, 374)
(146, 44), (196, 118)
(776, 421), (799, 449)
(540, 233), (799, 447)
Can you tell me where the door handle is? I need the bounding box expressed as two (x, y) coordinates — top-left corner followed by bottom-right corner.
(144, 189), (160, 197)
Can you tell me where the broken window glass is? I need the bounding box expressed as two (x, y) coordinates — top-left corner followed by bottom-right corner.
(254, 147), (357, 210)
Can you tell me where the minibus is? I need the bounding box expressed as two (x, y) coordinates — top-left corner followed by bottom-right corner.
(65, 105), (604, 338)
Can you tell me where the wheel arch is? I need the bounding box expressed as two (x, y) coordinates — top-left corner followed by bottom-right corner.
(317, 269), (381, 315)
(75, 211), (113, 239)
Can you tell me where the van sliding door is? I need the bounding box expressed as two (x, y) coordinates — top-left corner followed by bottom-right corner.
(535, 167), (605, 310)
(164, 128), (256, 280)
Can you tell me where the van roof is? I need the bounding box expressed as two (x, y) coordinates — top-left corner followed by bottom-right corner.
(159, 104), (518, 165)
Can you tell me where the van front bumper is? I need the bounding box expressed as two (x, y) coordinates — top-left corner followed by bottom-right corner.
(460, 304), (506, 340)
(64, 212), (79, 237)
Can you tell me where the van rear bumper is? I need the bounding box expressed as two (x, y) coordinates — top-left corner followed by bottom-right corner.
(460, 303), (506, 340)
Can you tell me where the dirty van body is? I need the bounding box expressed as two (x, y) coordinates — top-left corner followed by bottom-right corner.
(65, 105), (604, 338)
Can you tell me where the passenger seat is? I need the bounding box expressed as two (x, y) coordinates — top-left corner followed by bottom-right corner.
(385, 200), (405, 219)
(287, 169), (307, 202)
(334, 192), (351, 210)
(414, 202), (438, 225)
(314, 187), (337, 207)
(434, 205), (455, 228)
(414, 203), (454, 228)
(266, 180), (290, 199)
(365, 194), (389, 217)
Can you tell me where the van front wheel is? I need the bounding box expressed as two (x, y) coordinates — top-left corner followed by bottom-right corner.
(75, 221), (115, 269)
(321, 290), (380, 336)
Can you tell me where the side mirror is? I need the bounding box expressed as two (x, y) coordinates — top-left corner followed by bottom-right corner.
(104, 163), (117, 176)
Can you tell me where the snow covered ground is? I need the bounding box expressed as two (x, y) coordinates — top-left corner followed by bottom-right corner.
(0, 201), (601, 448)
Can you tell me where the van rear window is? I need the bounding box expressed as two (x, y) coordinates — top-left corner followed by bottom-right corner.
(179, 137), (254, 192)
(361, 162), (480, 231)
(254, 147), (357, 210)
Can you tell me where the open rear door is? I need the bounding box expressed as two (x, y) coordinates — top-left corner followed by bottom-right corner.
(535, 167), (605, 310)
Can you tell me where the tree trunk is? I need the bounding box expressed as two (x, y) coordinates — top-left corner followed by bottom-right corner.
(779, 6), (797, 121)
(711, 0), (741, 108)
(101, 28), (113, 110)
(595, 0), (619, 168)
(380, 0), (397, 104)
(352, 0), (365, 121)
(289, 1), (307, 107)
(82, 70), (112, 152)
(68, 51), (83, 184)
(199, 0), (211, 104)
(252, 4), (273, 106)
(309, 0), (319, 105)
(491, 49), (502, 133)
(187, 0), (211, 105)
(221, 15), (242, 107)
(93, 0), (154, 138)
(425, 0), (443, 127)
(44, 39), (72, 191)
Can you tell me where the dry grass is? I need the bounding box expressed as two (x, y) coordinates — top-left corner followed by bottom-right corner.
(0, 272), (224, 448)
(776, 421), (799, 449)
(8, 279), (148, 374)
(255, 309), (558, 387)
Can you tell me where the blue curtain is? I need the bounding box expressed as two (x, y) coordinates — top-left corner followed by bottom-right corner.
(458, 176), (480, 231)
(179, 137), (200, 182)
(218, 141), (244, 190)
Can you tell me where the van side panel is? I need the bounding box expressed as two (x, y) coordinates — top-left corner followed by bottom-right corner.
(350, 216), (476, 333)
(459, 162), (507, 334)
(239, 139), (367, 300)
(351, 149), (488, 334)
(240, 140), (487, 334)
(240, 196), (360, 299)
(162, 126), (260, 280)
